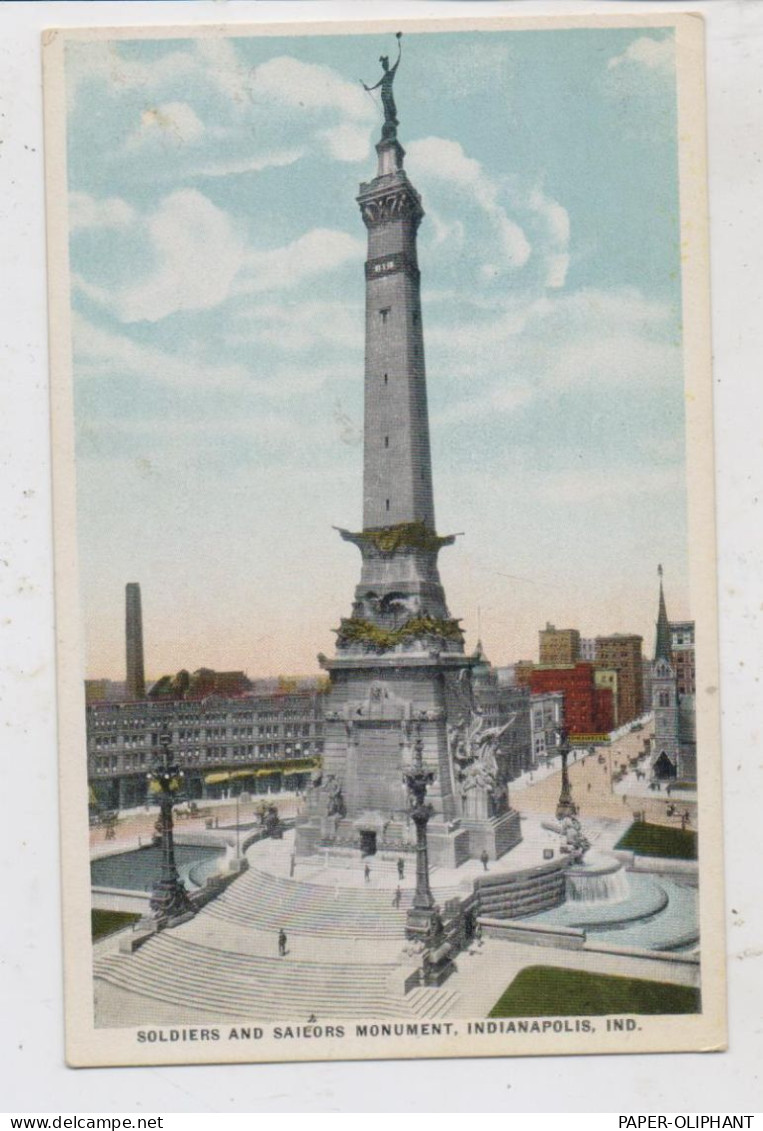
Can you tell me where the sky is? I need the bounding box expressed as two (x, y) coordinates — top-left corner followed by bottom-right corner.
(63, 24), (690, 680)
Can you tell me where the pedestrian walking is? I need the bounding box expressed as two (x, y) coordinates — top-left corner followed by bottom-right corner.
(364, 862), (371, 883)
(480, 849), (489, 872)
(278, 928), (287, 957)
(397, 856), (405, 880)
(289, 852), (296, 878)
(393, 885), (402, 909)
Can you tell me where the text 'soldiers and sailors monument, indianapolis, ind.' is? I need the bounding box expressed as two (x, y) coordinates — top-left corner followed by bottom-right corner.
(295, 36), (524, 884)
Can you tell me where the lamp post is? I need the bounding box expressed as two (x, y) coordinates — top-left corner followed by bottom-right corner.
(235, 790), (240, 860)
(146, 731), (194, 926)
(555, 726), (578, 820)
(403, 725), (437, 941)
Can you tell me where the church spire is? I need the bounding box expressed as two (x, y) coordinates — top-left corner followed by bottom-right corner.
(654, 564), (672, 662)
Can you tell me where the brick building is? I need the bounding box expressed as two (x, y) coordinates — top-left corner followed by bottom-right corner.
(528, 662), (614, 737)
(539, 624), (581, 666)
(670, 620), (696, 695)
(594, 634), (644, 725)
(593, 667), (619, 728)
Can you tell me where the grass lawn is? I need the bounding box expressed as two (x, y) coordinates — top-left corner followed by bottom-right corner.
(91, 909), (140, 941)
(489, 966), (700, 1017)
(615, 821), (697, 860)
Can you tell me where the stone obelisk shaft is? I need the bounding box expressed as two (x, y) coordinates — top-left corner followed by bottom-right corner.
(359, 141), (435, 532)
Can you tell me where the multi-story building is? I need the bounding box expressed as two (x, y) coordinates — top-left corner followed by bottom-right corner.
(593, 668), (619, 728)
(529, 691), (564, 766)
(539, 624), (581, 666)
(87, 691), (324, 810)
(512, 660), (536, 689)
(84, 679), (127, 705)
(670, 620), (696, 695)
(579, 638), (596, 662)
(594, 634), (644, 725)
(528, 662), (614, 737)
(472, 644), (533, 782)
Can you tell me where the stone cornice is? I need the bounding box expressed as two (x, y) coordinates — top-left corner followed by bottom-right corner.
(357, 177), (424, 230)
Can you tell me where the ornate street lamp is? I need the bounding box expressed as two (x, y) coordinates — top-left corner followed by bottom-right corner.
(403, 724), (438, 940)
(146, 731), (195, 927)
(555, 726), (578, 820)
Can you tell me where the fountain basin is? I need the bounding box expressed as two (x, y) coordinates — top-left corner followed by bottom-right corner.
(525, 871), (698, 950)
(91, 844), (225, 893)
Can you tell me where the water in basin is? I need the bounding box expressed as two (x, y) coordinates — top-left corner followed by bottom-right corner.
(91, 844), (225, 893)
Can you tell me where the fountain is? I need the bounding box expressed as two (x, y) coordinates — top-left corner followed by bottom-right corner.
(565, 850), (631, 904)
(530, 816), (690, 948)
(527, 736), (697, 949)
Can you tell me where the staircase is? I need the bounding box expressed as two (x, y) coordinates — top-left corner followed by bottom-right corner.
(202, 868), (463, 939)
(406, 985), (461, 1019)
(94, 932), (411, 1021)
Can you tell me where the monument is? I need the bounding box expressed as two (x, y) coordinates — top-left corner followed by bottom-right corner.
(125, 581), (146, 701)
(296, 38), (522, 867)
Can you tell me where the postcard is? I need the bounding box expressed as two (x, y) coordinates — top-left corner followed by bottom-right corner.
(43, 12), (724, 1066)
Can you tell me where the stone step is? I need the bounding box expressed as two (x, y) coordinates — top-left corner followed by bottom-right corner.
(201, 868), (464, 938)
(95, 963), (403, 1021)
(94, 934), (407, 1020)
(247, 869), (464, 905)
(407, 986), (461, 1019)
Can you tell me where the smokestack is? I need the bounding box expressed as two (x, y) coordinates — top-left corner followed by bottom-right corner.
(125, 582), (146, 700)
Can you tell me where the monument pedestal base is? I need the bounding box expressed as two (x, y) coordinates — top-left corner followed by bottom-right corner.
(460, 808), (522, 862)
(296, 810), (521, 866)
(406, 906), (440, 941)
(423, 956), (456, 987)
(296, 813), (479, 869)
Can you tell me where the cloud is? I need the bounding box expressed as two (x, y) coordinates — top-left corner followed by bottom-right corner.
(74, 313), (358, 404)
(226, 299), (363, 353)
(531, 464), (683, 506)
(85, 189), (245, 323)
(65, 40), (198, 108)
(190, 149), (304, 178)
(608, 36), (675, 74)
(408, 137), (532, 271)
(406, 136), (572, 293)
(68, 40), (376, 177)
(427, 208), (465, 250)
(126, 102), (205, 149)
(73, 183), (364, 323)
(250, 56), (373, 123)
(426, 286), (679, 425)
(435, 380), (534, 427)
(72, 313), (251, 389)
(528, 187), (570, 288)
(319, 123), (372, 163)
(235, 228), (364, 296)
(69, 192), (135, 232)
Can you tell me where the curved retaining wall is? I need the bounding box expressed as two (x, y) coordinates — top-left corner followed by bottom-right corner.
(472, 858), (569, 919)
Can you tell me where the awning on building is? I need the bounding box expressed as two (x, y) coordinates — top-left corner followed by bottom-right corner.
(203, 757), (319, 786)
(204, 771), (232, 785)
